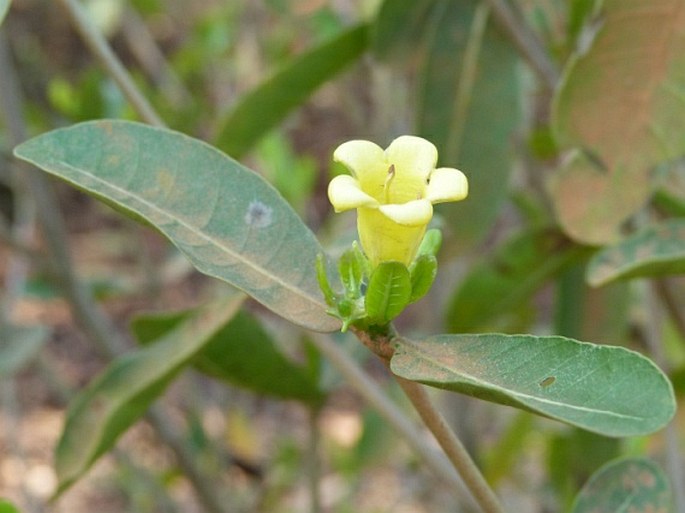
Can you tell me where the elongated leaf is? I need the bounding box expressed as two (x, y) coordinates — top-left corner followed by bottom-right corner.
(417, 0), (521, 248)
(214, 24), (368, 158)
(0, 324), (48, 378)
(372, 0), (435, 61)
(587, 218), (685, 286)
(131, 309), (325, 405)
(551, 0), (685, 244)
(447, 228), (587, 333)
(365, 262), (411, 325)
(55, 293), (244, 494)
(391, 334), (675, 436)
(14, 121), (339, 332)
(0, 0), (9, 26)
(571, 458), (672, 513)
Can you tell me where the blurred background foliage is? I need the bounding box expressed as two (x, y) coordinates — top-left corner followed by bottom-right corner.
(0, 0), (684, 512)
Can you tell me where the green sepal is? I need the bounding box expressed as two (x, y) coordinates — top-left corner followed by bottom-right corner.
(317, 251), (367, 331)
(339, 241), (370, 299)
(416, 228), (443, 258)
(365, 262), (412, 325)
(409, 255), (437, 303)
(316, 253), (337, 307)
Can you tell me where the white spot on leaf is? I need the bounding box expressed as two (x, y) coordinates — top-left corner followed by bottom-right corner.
(244, 200), (273, 228)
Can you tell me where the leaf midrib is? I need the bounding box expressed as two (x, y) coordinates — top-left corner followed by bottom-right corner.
(395, 338), (644, 422)
(51, 157), (328, 313)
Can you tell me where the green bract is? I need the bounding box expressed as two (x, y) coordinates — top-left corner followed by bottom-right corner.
(318, 229), (443, 330)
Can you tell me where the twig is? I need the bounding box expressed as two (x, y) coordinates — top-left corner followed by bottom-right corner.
(307, 407), (322, 513)
(345, 328), (502, 511)
(310, 334), (475, 505)
(54, 0), (164, 127)
(121, 6), (193, 105)
(0, 219), (40, 259)
(0, 25), (228, 513)
(393, 377), (505, 513)
(482, 0), (560, 91)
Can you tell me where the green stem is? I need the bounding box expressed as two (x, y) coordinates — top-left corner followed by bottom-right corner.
(393, 376), (505, 513)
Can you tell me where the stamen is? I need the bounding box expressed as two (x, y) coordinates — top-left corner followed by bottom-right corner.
(383, 164), (395, 203)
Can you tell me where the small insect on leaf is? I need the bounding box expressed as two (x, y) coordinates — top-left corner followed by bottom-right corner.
(540, 376), (556, 388)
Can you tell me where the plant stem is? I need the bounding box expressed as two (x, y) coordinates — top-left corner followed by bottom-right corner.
(310, 334), (475, 505)
(307, 407), (322, 513)
(394, 376), (505, 513)
(342, 327), (499, 510)
(54, 0), (164, 127)
(121, 6), (193, 105)
(482, 0), (559, 91)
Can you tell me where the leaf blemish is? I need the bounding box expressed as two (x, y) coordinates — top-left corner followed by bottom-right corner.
(244, 200), (273, 229)
(540, 376), (555, 388)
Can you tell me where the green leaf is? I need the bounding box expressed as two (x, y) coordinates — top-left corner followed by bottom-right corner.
(587, 218), (685, 287)
(195, 312), (325, 405)
(214, 24), (368, 158)
(551, 0), (685, 244)
(14, 120), (339, 332)
(391, 334), (675, 437)
(0, 0), (9, 26)
(447, 228), (587, 333)
(409, 255), (437, 303)
(417, 0), (521, 248)
(372, 0), (435, 61)
(0, 324), (48, 378)
(547, 428), (621, 511)
(55, 293), (244, 494)
(571, 458), (672, 513)
(365, 262), (412, 325)
(0, 499), (20, 513)
(131, 309), (325, 405)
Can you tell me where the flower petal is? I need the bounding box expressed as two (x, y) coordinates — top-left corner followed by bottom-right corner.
(328, 175), (379, 212)
(378, 199), (433, 226)
(333, 140), (388, 196)
(385, 136), (437, 182)
(426, 167), (468, 204)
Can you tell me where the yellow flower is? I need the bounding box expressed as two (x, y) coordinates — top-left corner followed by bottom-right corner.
(328, 135), (468, 267)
